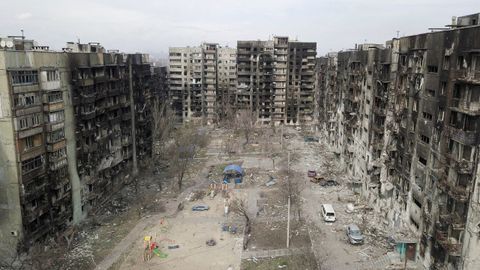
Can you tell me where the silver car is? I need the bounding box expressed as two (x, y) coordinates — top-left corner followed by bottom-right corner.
(346, 224), (364, 244)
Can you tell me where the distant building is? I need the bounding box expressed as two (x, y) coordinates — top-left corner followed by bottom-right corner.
(168, 43), (236, 124)
(237, 37), (316, 125)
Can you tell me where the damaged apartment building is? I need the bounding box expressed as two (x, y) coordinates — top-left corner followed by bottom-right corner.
(0, 37), (158, 259)
(317, 14), (480, 270)
(168, 37), (317, 125)
(237, 37), (317, 125)
(168, 43), (236, 123)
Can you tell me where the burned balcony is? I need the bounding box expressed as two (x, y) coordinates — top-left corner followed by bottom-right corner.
(81, 108), (96, 120)
(448, 185), (470, 203)
(451, 98), (480, 115)
(435, 229), (462, 257)
(446, 115), (479, 146)
(22, 181), (47, 203)
(81, 92), (96, 104)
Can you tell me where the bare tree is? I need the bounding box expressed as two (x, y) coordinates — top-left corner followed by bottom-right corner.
(229, 198), (251, 250)
(168, 125), (208, 191)
(152, 100), (176, 159)
(236, 109), (256, 146)
(221, 134), (237, 158)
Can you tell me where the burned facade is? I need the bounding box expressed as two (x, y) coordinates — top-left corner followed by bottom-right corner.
(168, 37), (317, 125)
(237, 37), (316, 125)
(168, 43), (236, 124)
(317, 14), (480, 270)
(0, 38), (158, 259)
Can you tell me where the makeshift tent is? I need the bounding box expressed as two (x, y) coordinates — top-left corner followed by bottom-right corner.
(223, 164), (244, 184)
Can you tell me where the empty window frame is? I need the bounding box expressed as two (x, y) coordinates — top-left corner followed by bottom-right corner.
(10, 70), (38, 85)
(21, 155), (44, 174)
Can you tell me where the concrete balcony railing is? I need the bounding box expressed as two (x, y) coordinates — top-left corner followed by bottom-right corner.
(81, 109), (96, 120)
(451, 98), (480, 115)
(448, 184), (470, 203)
(455, 69), (480, 84)
(435, 230), (462, 256)
(40, 80), (60, 91)
(76, 77), (94, 87)
(49, 156), (67, 171)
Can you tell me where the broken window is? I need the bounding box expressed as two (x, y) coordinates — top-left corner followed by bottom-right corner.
(422, 111), (433, 121)
(427, 65), (438, 73)
(420, 135), (430, 144)
(443, 56), (450, 70)
(47, 91), (63, 103)
(10, 70), (38, 85)
(21, 155), (44, 174)
(24, 136), (34, 150)
(419, 156), (427, 166)
(46, 70), (59, 81)
(426, 88), (435, 97)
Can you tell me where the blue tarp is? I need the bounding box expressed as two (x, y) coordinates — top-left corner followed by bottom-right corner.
(223, 164), (244, 184)
(223, 164), (244, 175)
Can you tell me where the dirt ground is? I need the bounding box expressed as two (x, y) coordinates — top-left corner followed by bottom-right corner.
(117, 195), (244, 270)
(57, 125), (395, 270)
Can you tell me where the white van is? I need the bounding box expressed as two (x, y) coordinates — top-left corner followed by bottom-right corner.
(321, 204), (336, 222)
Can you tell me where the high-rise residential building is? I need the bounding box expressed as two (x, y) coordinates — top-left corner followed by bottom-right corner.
(317, 14), (480, 270)
(168, 43), (236, 124)
(0, 37), (159, 260)
(237, 37), (316, 125)
(216, 47), (237, 118)
(236, 39), (275, 123)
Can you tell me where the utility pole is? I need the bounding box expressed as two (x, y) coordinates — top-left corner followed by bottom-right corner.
(281, 125), (284, 150)
(287, 194), (291, 248)
(129, 56), (138, 177)
(286, 150), (291, 248)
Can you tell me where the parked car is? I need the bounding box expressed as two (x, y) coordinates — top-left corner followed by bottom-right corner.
(319, 179), (339, 187)
(346, 224), (364, 244)
(321, 204), (336, 222)
(304, 136), (319, 142)
(307, 170), (317, 177)
(192, 205), (210, 211)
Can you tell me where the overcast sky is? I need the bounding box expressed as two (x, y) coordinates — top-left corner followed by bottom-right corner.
(1, 0), (478, 58)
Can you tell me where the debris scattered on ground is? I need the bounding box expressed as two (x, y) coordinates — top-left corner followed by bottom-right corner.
(265, 176), (277, 187)
(206, 239), (217, 246)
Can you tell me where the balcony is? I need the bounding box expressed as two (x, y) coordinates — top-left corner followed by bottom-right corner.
(45, 121), (65, 132)
(23, 203), (49, 223)
(40, 80), (60, 91)
(49, 157), (68, 171)
(94, 75), (107, 83)
(436, 230), (462, 256)
(81, 109), (96, 120)
(76, 78), (94, 87)
(451, 98), (480, 116)
(43, 102), (64, 112)
(47, 139), (66, 152)
(455, 69), (480, 85)
(108, 88), (120, 96)
(448, 184), (470, 202)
